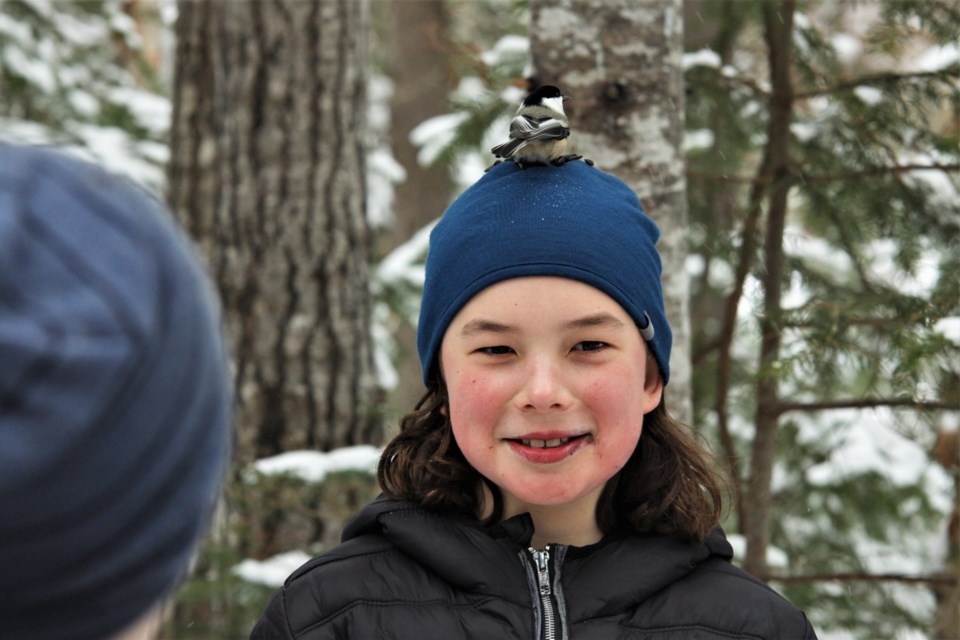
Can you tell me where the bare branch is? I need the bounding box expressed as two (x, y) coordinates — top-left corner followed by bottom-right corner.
(777, 398), (960, 415)
(688, 163), (960, 185)
(692, 336), (722, 365)
(784, 316), (904, 330)
(802, 163), (960, 182)
(715, 74), (771, 98)
(687, 170), (767, 185)
(795, 68), (960, 100)
(769, 571), (956, 586)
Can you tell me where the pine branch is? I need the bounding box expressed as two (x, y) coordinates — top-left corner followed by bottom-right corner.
(687, 170), (766, 185)
(688, 163), (960, 185)
(802, 163), (960, 182)
(795, 67), (960, 99)
(715, 74), (771, 98)
(769, 571), (956, 586)
(810, 182), (875, 292)
(785, 315), (909, 330)
(777, 398), (960, 415)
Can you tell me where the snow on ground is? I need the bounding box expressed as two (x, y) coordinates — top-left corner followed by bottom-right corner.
(236, 446), (384, 586)
(233, 550), (313, 588)
(252, 445), (382, 484)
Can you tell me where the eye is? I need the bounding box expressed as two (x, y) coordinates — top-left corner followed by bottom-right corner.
(477, 345), (515, 356)
(572, 341), (607, 352)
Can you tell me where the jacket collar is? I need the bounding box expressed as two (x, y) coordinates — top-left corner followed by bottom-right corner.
(343, 495), (530, 598)
(342, 496), (733, 616)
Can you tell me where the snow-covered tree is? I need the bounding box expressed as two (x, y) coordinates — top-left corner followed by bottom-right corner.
(685, 0), (959, 635)
(0, 0), (169, 193)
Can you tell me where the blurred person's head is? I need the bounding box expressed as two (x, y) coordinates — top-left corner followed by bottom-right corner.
(0, 144), (232, 639)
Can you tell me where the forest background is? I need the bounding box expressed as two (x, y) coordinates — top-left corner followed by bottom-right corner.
(1, 0), (958, 638)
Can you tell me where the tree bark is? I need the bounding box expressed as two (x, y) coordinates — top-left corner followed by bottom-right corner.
(168, 0), (382, 462)
(529, 0), (692, 423)
(742, 0), (796, 579)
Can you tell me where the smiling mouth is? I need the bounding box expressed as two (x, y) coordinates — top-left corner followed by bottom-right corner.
(514, 435), (587, 449)
(520, 437), (569, 448)
(506, 433), (590, 463)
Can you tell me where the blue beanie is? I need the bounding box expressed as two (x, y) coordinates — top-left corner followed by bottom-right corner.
(0, 145), (232, 640)
(418, 160), (672, 386)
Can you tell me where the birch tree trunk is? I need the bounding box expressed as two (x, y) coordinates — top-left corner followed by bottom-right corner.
(168, 0), (382, 462)
(529, 0), (692, 424)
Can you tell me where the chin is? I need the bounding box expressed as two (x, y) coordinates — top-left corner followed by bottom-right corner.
(504, 483), (597, 511)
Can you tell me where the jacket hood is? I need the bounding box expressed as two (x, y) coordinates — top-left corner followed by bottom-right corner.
(342, 496), (735, 616)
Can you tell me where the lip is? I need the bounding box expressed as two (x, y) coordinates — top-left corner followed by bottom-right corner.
(505, 433), (590, 464)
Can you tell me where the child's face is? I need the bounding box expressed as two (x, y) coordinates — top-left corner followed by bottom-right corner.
(440, 276), (663, 521)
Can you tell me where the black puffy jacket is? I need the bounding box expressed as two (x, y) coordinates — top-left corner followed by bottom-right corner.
(251, 497), (817, 639)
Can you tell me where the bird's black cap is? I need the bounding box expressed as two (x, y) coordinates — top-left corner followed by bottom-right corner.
(523, 85), (563, 106)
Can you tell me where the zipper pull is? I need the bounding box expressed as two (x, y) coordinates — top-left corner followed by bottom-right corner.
(531, 546), (551, 596)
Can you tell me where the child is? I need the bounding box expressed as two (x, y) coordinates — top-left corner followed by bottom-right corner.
(252, 161), (816, 639)
(0, 144), (232, 640)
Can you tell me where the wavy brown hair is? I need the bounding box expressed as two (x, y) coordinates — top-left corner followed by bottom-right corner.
(378, 382), (726, 542)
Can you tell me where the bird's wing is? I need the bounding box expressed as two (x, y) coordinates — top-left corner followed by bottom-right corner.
(491, 115), (570, 158)
(523, 118), (570, 142)
(508, 115), (569, 142)
(507, 114), (542, 137)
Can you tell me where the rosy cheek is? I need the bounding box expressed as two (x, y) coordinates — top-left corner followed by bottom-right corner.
(449, 376), (498, 424)
(583, 374), (625, 407)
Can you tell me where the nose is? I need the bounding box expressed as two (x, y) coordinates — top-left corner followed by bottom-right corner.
(516, 357), (572, 412)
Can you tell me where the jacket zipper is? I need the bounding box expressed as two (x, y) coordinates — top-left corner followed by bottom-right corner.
(529, 546), (560, 640)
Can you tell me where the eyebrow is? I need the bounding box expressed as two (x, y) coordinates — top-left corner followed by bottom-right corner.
(460, 319), (518, 337)
(563, 312), (625, 331)
(459, 312), (625, 337)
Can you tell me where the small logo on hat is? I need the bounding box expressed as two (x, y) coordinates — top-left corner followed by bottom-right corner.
(640, 311), (655, 341)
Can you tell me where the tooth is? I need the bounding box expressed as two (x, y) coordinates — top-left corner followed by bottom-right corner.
(530, 439), (546, 448)
(545, 439), (562, 447)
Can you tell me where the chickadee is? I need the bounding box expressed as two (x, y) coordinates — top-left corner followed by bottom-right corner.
(490, 85), (583, 169)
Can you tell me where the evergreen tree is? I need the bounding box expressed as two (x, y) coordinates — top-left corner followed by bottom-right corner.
(0, 0), (168, 193)
(685, 0), (959, 635)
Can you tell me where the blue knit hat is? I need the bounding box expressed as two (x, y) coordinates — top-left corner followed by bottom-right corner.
(0, 145), (232, 640)
(417, 160), (672, 386)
